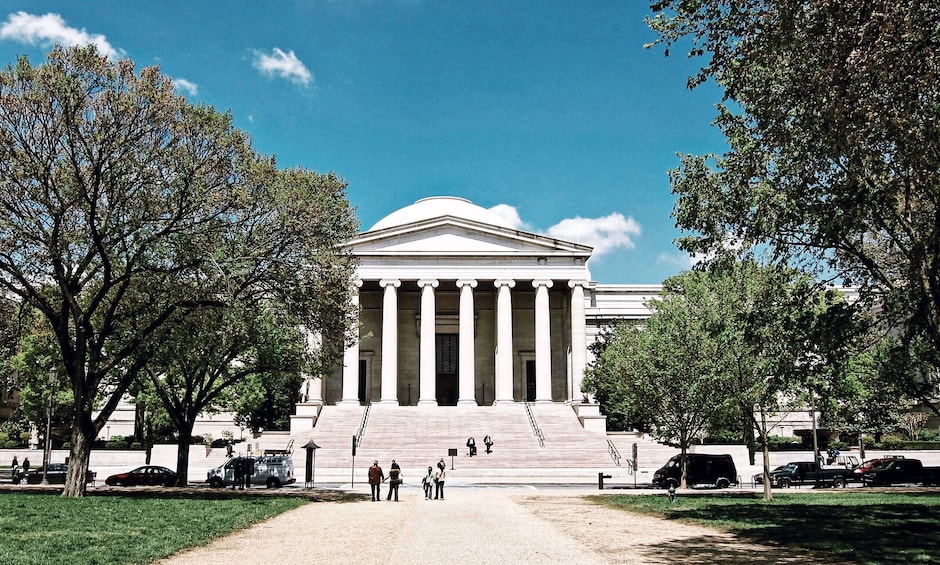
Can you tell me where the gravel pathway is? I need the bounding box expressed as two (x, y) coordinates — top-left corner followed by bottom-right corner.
(156, 486), (834, 564)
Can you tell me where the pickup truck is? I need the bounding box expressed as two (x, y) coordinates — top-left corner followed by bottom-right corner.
(755, 461), (854, 488)
(862, 458), (940, 486)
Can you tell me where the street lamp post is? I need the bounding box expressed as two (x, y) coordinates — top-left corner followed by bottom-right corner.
(41, 367), (57, 486)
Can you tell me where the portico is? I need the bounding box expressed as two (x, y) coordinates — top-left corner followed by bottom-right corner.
(315, 196), (594, 408)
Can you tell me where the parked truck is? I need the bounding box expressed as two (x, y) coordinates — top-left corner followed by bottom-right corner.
(862, 458), (940, 486)
(754, 461), (855, 488)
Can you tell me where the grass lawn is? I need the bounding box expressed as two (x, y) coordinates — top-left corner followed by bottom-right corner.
(594, 490), (940, 564)
(0, 490), (308, 564)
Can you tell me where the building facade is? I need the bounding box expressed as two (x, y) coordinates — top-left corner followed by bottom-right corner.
(302, 196), (654, 413)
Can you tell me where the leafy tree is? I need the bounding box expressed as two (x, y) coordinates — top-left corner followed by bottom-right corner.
(586, 261), (861, 498)
(0, 46), (358, 496)
(584, 270), (736, 488)
(646, 1), (940, 413)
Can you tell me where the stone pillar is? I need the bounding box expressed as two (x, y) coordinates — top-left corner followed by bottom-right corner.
(303, 329), (323, 403)
(456, 279), (478, 405)
(379, 279), (401, 405)
(533, 279), (553, 403)
(569, 280), (588, 403)
(340, 279), (363, 405)
(494, 279), (515, 404)
(417, 279), (439, 406)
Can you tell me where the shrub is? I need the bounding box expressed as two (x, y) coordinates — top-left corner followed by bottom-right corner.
(766, 435), (800, 450)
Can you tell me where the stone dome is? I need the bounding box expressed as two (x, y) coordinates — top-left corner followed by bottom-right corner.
(368, 196), (514, 231)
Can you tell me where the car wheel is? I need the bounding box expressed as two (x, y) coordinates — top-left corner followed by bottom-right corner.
(209, 477), (224, 489)
(266, 477), (281, 489)
(778, 478), (791, 489)
(832, 477), (847, 488)
(715, 478), (731, 489)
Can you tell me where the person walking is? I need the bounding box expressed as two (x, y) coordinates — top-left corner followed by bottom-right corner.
(232, 457), (244, 490)
(22, 457), (29, 476)
(434, 466), (446, 500)
(422, 466), (434, 500)
(466, 436), (476, 457)
(368, 460), (385, 501)
(243, 457), (254, 489)
(484, 435), (493, 454)
(386, 460), (402, 501)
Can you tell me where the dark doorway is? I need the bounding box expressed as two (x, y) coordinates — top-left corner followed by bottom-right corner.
(358, 359), (367, 404)
(525, 359), (536, 402)
(436, 334), (458, 406)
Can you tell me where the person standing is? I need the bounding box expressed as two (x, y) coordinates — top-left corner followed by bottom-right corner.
(422, 466), (434, 500)
(11, 456), (19, 484)
(368, 460), (385, 501)
(243, 457), (254, 489)
(386, 460), (402, 501)
(484, 435), (493, 454)
(232, 457), (244, 490)
(466, 436), (476, 457)
(434, 466), (446, 500)
(22, 457), (29, 476)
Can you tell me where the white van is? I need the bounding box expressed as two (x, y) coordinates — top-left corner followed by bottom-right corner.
(207, 455), (296, 488)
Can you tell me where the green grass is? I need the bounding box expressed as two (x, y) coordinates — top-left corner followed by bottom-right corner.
(594, 491), (940, 564)
(0, 491), (308, 564)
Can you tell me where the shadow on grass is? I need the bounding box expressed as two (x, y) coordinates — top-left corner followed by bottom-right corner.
(648, 494), (940, 564)
(0, 484), (369, 503)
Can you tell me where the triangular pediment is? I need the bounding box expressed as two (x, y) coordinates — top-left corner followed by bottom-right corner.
(347, 215), (592, 258)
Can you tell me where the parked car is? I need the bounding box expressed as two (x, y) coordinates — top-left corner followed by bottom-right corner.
(652, 453), (738, 489)
(853, 456), (905, 478)
(753, 461), (853, 488)
(23, 463), (96, 485)
(105, 465), (177, 487)
(862, 458), (940, 486)
(207, 455), (295, 488)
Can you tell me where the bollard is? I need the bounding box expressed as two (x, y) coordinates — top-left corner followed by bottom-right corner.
(598, 472), (612, 490)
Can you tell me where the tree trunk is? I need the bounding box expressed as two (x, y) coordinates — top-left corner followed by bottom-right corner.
(62, 415), (95, 497)
(175, 420), (195, 486)
(760, 408), (773, 501)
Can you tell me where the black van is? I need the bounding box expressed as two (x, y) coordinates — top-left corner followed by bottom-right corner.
(652, 453), (738, 489)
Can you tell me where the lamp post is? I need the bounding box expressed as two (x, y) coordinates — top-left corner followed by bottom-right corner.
(41, 367), (57, 486)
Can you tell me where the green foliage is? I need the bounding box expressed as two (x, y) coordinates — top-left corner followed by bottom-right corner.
(0, 45), (358, 495)
(0, 492), (306, 564)
(647, 1), (940, 415)
(596, 491), (940, 563)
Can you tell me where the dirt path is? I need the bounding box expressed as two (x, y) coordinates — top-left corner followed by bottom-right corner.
(156, 486), (832, 564)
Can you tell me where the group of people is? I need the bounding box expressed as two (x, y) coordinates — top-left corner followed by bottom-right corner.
(367, 457), (448, 501)
(465, 434), (493, 457)
(10, 456), (29, 483)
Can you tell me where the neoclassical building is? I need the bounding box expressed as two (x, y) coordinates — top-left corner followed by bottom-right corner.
(302, 196), (656, 413)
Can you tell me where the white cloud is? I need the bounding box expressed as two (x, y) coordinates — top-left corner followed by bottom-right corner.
(252, 48), (312, 86)
(488, 204), (529, 230)
(546, 213), (641, 257)
(172, 78), (198, 97)
(0, 12), (122, 59)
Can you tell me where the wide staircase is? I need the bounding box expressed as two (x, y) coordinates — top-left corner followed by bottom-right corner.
(253, 403), (679, 484)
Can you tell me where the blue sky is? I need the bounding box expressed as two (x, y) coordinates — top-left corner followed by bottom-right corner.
(0, 2), (727, 284)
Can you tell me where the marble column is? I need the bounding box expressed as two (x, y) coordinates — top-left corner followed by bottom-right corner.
(417, 279), (439, 406)
(379, 279), (401, 404)
(340, 279), (363, 405)
(494, 279), (515, 404)
(533, 279), (553, 403)
(456, 279), (478, 405)
(569, 280), (588, 403)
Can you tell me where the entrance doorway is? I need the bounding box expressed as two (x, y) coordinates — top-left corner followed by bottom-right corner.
(525, 359), (536, 402)
(436, 334), (458, 406)
(358, 359), (368, 404)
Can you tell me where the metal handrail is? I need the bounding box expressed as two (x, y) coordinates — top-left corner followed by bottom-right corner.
(355, 405), (371, 447)
(524, 403), (545, 447)
(607, 439), (622, 467)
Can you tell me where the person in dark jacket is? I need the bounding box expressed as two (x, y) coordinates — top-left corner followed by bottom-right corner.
(368, 460), (385, 501)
